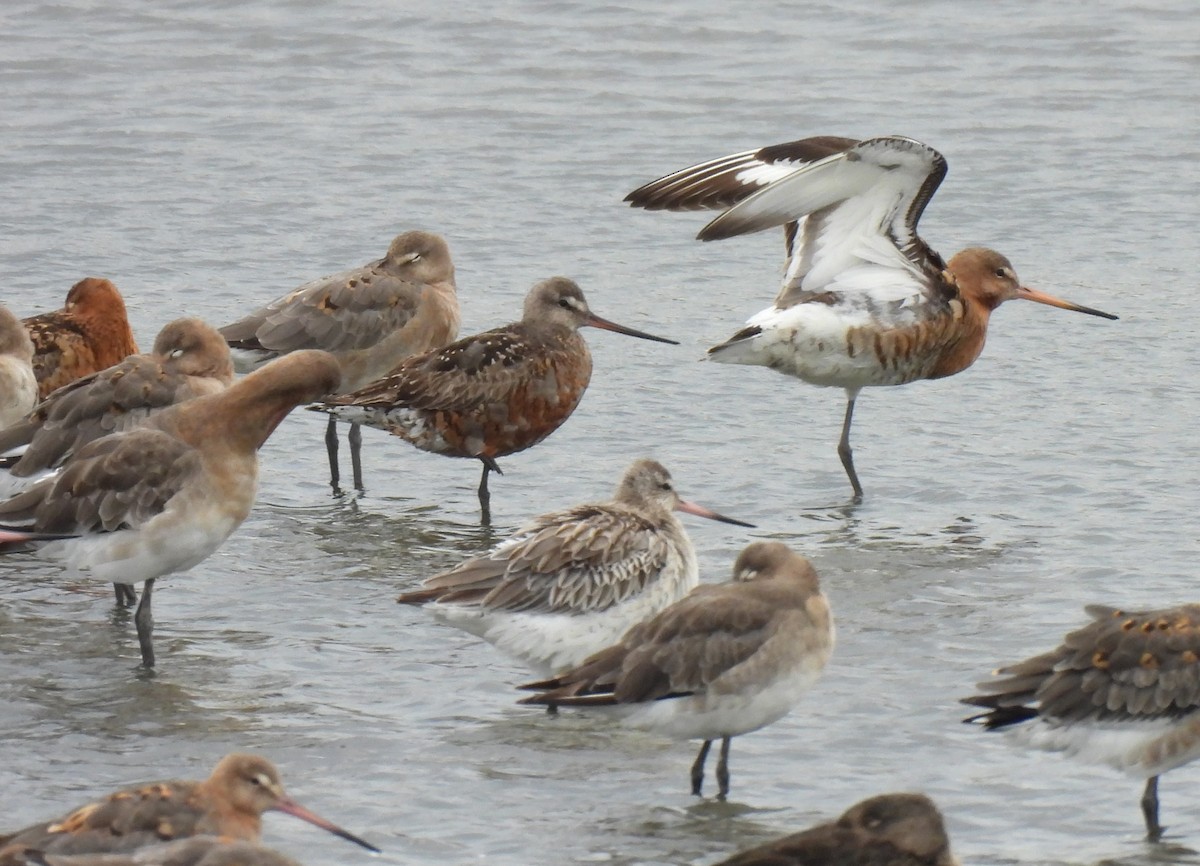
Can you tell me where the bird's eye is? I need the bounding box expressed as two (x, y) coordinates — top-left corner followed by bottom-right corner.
(169, 349), (184, 359)
(557, 298), (571, 308)
(659, 482), (671, 491)
(994, 267), (1007, 278)
(250, 774), (266, 787)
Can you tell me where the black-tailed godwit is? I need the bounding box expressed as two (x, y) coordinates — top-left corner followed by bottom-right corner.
(0, 350), (340, 666)
(713, 792), (955, 866)
(220, 230), (459, 491)
(627, 135), (1117, 499)
(0, 753), (377, 865)
(23, 278), (140, 400)
(519, 541), (832, 799)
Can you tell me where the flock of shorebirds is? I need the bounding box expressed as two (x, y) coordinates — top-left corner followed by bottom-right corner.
(0, 134), (1189, 865)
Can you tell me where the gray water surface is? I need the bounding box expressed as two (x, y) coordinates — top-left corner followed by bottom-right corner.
(1, 2), (1198, 864)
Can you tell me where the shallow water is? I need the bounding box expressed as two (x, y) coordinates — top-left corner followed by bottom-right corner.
(0, 1), (1198, 864)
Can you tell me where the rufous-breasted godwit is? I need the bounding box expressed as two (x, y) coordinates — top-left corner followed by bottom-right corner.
(0, 350), (340, 666)
(626, 135), (1117, 500)
(314, 277), (677, 521)
(220, 230), (459, 491)
(397, 458), (752, 674)
(23, 278), (140, 400)
(519, 541), (832, 800)
(964, 603), (1200, 840)
(0, 303), (37, 428)
(0, 753), (378, 865)
(713, 792), (955, 866)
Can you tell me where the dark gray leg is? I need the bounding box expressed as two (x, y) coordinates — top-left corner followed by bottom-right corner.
(325, 415), (340, 491)
(349, 422), (364, 491)
(1142, 776), (1164, 840)
(134, 578), (156, 668)
(837, 388), (864, 501)
(716, 736), (732, 800)
(113, 583), (137, 607)
(690, 739), (713, 796)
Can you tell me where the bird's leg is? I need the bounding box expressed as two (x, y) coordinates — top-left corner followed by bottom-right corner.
(837, 388), (864, 501)
(113, 582), (137, 607)
(716, 736), (732, 801)
(477, 456), (502, 526)
(133, 578), (156, 668)
(1142, 776), (1164, 841)
(325, 415), (341, 492)
(690, 739), (713, 796)
(348, 422), (364, 491)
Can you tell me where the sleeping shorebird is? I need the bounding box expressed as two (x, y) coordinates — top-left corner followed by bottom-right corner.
(315, 277), (678, 521)
(0, 303), (37, 428)
(0, 318), (234, 489)
(714, 792), (956, 866)
(220, 230), (459, 492)
(15, 838), (303, 866)
(626, 135), (1117, 500)
(962, 603), (1200, 840)
(519, 541), (832, 799)
(23, 278), (140, 400)
(0, 350), (340, 666)
(397, 458), (752, 674)
(0, 753), (377, 865)
(0, 317), (234, 606)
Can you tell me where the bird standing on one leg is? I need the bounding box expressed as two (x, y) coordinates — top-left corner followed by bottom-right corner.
(0, 351), (340, 666)
(963, 603), (1200, 841)
(314, 278), (677, 522)
(627, 135), (1116, 500)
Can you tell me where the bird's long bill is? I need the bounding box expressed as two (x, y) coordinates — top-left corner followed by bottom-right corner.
(584, 312), (679, 345)
(272, 796), (381, 853)
(1018, 286), (1118, 320)
(676, 498), (755, 528)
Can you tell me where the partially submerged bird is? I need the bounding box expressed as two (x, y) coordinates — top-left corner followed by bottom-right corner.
(713, 792), (956, 866)
(0, 303), (37, 428)
(627, 135), (1116, 499)
(0, 753), (377, 865)
(519, 541), (832, 799)
(0, 350), (341, 666)
(220, 230), (460, 491)
(964, 603), (1200, 841)
(398, 458), (752, 674)
(23, 278), (140, 400)
(316, 277), (678, 520)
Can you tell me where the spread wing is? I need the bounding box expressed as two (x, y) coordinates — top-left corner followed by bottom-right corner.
(964, 604), (1200, 725)
(219, 263), (424, 355)
(402, 505), (671, 615)
(628, 136), (949, 310)
(0, 430), (200, 534)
